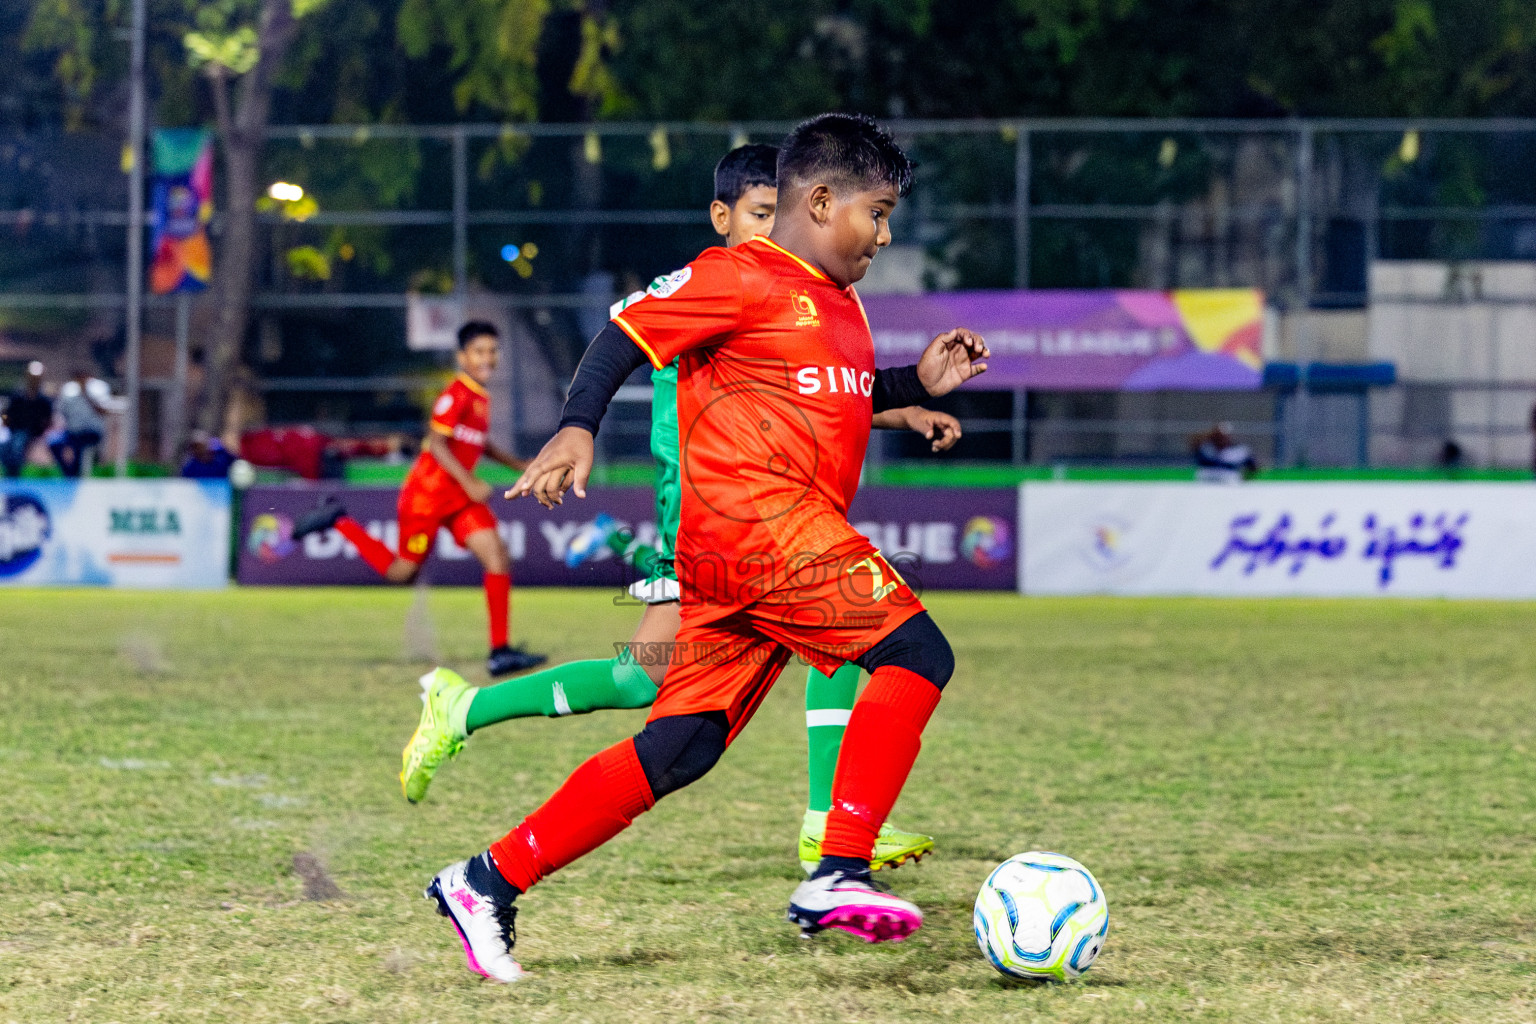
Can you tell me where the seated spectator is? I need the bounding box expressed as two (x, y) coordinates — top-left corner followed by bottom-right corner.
(49, 369), (116, 478)
(1, 362), (52, 478)
(180, 430), (236, 479)
(1191, 422), (1257, 484)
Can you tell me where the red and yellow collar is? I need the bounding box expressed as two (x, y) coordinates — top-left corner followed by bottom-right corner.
(748, 236), (833, 284)
(455, 371), (490, 398)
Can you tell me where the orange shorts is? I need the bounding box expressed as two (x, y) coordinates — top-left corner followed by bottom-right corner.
(396, 498), (498, 563)
(647, 542), (924, 741)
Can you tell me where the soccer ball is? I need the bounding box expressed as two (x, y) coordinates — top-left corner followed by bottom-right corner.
(228, 458), (257, 489)
(973, 851), (1109, 981)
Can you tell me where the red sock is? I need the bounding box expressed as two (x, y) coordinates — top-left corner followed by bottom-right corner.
(484, 572), (510, 649)
(821, 666), (943, 861)
(488, 738), (654, 892)
(334, 516), (396, 576)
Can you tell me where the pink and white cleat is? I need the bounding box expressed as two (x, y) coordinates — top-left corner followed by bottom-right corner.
(424, 859), (526, 982)
(787, 868), (924, 942)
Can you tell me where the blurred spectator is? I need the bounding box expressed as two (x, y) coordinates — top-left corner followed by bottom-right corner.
(0, 361), (52, 478)
(180, 430), (236, 479)
(49, 369), (120, 478)
(1191, 422), (1256, 483)
(1438, 439), (1464, 473)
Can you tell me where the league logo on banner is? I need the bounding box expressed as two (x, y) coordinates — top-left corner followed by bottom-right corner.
(149, 128), (214, 295)
(864, 289), (1264, 391)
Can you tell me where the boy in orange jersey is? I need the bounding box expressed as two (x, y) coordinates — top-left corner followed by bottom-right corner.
(420, 115), (987, 981)
(293, 321), (547, 678)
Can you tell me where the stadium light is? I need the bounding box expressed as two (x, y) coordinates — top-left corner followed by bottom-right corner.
(267, 181), (305, 202)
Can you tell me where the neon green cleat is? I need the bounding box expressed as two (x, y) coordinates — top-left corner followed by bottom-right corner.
(400, 668), (476, 804)
(798, 809), (936, 875)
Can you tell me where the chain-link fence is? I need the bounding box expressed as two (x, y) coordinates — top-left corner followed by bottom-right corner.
(3, 118), (1536, 470)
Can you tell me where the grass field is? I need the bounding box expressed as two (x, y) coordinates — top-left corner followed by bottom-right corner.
(4, 588), (1536, 1023)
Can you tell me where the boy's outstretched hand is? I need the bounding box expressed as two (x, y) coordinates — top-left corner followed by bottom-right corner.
(904, 407), (963, 452)
(505, 425), (594, 508)
(916, 328), (989, 398)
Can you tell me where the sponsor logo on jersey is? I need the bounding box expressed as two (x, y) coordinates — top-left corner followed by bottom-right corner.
(795, 365), (874, 397)
(646, 266), (692, 299)
(790, 289), (820, 327)
(451, 424), (486, 447)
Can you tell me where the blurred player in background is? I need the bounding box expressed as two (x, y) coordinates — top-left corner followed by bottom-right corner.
(418, 115), (988, 981)
(400, 145), (960, 880)
(292, 321), (546, 678)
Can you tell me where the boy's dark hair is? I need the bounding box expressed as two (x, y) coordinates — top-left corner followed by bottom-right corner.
(713, 144), (779, 205)
(777, 113), (914, 199)
(457, 320), (498, 349)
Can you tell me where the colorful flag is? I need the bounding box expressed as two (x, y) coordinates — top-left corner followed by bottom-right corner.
(149, 129), (213, 295)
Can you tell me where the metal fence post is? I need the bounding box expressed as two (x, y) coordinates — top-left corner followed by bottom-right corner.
(1291, 123), (1315, 467)
(1012, 388), (1028, 464)
(119, 0), (147, 476)
(452, 125), (467, 296)
(168, 292), (191, 461)
(1014, 126), (1031, 289)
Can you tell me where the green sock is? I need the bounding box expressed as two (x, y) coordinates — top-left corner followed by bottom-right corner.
(804, 663), (861, 814)
(465, 656), (658, 732)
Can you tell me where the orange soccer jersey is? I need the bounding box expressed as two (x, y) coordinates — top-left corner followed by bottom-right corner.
(614, 237), (886, 610)
(612, 237), (922, 722)
(398, 372), (494, 560)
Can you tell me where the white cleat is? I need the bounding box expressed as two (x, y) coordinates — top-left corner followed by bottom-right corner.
(424, 859), (526, 983)
(786, 869), (923, 943)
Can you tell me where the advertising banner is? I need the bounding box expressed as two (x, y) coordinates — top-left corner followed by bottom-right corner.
(238, 485), (1017, 591)
(149, 128), (213, 295)
(863, 289), (1264, 391)
(1021, 482), (1536, 598)
(0, 480), (230, 588)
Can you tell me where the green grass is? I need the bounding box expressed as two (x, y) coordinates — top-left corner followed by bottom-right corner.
(3, 589), (1536, 1022)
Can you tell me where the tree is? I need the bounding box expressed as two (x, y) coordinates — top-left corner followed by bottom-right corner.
(23, 0), (597, 436)
(182, 0), (315, 435)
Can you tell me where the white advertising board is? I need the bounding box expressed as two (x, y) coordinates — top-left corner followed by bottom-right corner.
(0, 480), (230, 588)
(1021, 482), (1536, 598)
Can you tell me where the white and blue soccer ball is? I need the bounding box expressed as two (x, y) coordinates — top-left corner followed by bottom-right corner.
(973, 851), (1109, 981)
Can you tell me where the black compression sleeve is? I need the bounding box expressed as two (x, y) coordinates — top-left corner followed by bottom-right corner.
(558, 322), (651, 436)
(871, 365), (928, 414)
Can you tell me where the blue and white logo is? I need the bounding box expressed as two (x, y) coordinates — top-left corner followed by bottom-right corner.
(0, 492), (50, 577)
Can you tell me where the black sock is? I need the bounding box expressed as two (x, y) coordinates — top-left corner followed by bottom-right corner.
(813, 855), (870, 880)
(466, 850), (522, 904)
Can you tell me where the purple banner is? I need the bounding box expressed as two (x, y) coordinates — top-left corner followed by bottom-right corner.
(238, 485), (1017, 591)
(863, 289), (1265, 391)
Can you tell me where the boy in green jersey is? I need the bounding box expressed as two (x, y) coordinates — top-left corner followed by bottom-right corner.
(401, 145), (961, 873)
